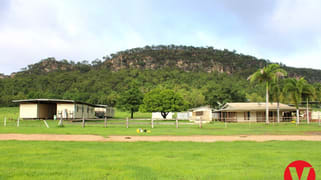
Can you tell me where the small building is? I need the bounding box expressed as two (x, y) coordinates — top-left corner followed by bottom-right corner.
(94, 105), (115, 118)
(215, 102), (301, 122)
(189, 105), (213, 123)
(152, 112), (173, 119)
(13, 99), (103, 119)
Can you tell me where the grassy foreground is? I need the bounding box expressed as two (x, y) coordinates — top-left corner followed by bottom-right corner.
(0, 140), (320, 179)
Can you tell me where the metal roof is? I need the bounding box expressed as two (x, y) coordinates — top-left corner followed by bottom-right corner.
(215, 102), (303, 112)
(12, 99), (98, 107)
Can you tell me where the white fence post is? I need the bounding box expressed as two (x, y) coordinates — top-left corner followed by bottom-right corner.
(126, 117), (129, 128)
(17, 118), (20, 127)
(43, 120), (49, 128)
(104, 116), (107, 128)
(151, 118), (154, 128)
(4, 117), (6, 127)
(176, 118), (178, 128)
(82, 116), (85, 128)
(199, 117), (202, 128)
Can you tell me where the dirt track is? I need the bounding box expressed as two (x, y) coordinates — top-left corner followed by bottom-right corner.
(1, 134), (321, 142)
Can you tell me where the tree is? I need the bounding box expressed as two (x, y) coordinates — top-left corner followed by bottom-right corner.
(248, 64), (287, 124)
(284, 78), (314, 124)
(270, 79), (285, 123)
(116, 83), (144, 119)
(140, 89), (187, 119)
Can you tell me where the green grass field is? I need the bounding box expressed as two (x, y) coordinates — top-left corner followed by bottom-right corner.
(0, 140), (320, 179)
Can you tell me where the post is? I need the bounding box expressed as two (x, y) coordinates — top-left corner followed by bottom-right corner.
(318, 111), (321, 126)
(176, 118), (178, 128)
(307, 99), (310, 124)
(151, 118), (154, 128)
(104, 116), (107, 128)
(199, 117), (202, 128)
(58, 116), (63, 127)
(17, 118), (20, 127)
(126, 117), (129, 128)
(43, 120), (49, 128)
(82, 116), (85, 128)
(4, 117), (6, 127)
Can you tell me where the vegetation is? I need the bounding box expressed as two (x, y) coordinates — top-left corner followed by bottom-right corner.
(248, 64), (287, 124)
(116, 82), (144, 119)
(0, 45), (320, 109)
(1, 140), (321, 179)
(140, 89), (188, 119)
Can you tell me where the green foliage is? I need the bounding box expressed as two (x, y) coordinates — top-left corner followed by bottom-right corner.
(140, 89), (188, 119)
(116, 82), (144, 118)
(284, 78), (315, 108)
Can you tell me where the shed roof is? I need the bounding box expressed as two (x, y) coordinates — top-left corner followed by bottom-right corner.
(12, 99), (98, 107)
(215, 102), (300, 112)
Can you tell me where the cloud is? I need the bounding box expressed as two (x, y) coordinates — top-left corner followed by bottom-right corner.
(0, 0), (321, 74)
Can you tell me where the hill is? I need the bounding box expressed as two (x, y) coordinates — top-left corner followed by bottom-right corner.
(0, 45), (320, 107)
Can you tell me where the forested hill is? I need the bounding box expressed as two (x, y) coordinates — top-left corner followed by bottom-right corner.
(1, 45), (321, 107)
(16, 45), (321, 82)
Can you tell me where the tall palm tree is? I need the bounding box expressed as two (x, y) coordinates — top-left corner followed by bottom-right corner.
(284, 78), (314, 124)
(270, 78), (286, 123)
(248, 64), (287, 124)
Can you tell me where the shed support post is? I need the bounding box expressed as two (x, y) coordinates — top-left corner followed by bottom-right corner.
(43, 120), (49, 128)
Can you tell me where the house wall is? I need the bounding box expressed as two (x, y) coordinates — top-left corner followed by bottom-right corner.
(235, 111), (257, 122)
(73, 103), (95, 119)
(190, 108), (212, 122)
(20, 103), (38, 119)
(152, 112), (173, 119)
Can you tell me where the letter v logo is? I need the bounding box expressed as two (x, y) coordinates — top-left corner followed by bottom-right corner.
(284, 160), (316, 180)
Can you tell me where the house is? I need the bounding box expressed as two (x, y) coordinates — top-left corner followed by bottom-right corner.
(214, 102), (301, 122)
(189, 105), (213, 123)
(13, 99), (104, 119)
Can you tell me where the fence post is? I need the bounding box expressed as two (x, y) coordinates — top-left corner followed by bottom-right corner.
(4, 117), (6, 127)
(318, 111), (321, 126)
(176, 118), (178, 128)
(17, 118), (20, 127)
(126, 117), (129, 128)
(82, 116), (85, 128)
(58, 116), (63, 127)
(43, 120), (49, 128)
(151, 118), (154, 128)
(199, 117), (202, 128)
(104, 116), (107, 128)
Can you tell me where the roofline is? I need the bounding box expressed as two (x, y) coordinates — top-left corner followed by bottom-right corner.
(12, 99), (100, 107)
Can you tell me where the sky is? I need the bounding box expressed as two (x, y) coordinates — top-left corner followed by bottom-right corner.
(1, 0), (321, 75)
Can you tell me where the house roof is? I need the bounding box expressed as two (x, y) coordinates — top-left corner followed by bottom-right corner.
(215, 102), (301, 112)
(12, 99), (98, 107)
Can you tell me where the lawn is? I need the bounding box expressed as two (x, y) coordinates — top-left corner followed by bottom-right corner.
(0, 140), (320, 179)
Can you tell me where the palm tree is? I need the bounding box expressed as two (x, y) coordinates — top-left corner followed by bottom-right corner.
(270, 78), (286, 123)
(248, 64), (287, 124)
(284, 78), (314, 124)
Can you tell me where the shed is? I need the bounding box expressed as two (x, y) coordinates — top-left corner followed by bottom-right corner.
(13, 99), (100, 119)
(189, 105), (213, 123)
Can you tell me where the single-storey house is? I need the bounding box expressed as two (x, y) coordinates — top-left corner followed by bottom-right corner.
(215, 102), (303, 122)
(188, 105), (213, 123)
(13, 99), (103, 119)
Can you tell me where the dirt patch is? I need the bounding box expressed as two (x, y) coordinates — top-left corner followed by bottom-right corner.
(1, 134), (321, 142)
(304, 131), (321, 135)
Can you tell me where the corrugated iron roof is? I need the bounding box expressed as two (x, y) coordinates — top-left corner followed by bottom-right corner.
(215, 102), (302, 112)
(12, 99), (98, 107)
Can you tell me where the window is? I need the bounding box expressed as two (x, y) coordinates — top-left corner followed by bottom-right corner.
(196, 111), (203, 116)
(244, 112), (250, 120)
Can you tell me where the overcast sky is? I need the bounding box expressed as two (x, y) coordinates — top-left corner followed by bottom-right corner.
(1, 0), (321, 75)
